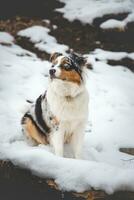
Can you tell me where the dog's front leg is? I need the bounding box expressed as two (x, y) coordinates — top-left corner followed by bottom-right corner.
(71, 127), (85, 159)
(50, 131), (64, 157)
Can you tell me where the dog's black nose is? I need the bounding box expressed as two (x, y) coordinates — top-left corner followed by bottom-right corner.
(49, 69), (56, 76)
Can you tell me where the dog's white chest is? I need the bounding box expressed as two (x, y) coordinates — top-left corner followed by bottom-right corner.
(46, 85), (89, 121)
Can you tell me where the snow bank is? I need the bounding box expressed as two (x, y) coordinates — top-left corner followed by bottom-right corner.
(100, 13), (134, 30)
(18, 25), (68, 54)
(57, 0), (134, 28)
(1, 142), (134, 193)
(91, 48), (134, 61)
(0, 32), (14, 44)
(0, 32), (134, 193)
(100, 19), (126, 30)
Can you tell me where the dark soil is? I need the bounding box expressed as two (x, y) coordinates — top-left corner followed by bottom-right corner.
(0, 161), (134, 200)
(1, 14), (134, 69)
(0, 0), (134, 199)
(0, 0), (134, 57)
(108, 58), (134, 72)
(0, 161), (84, 200)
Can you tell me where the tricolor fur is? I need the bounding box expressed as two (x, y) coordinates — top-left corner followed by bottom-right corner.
(21, 52), (89, 159)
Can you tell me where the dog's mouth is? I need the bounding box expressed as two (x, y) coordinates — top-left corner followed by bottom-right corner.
(50, 75), (64, 81)
(49, 74), (67, 82)
(50, 74), (56, 79)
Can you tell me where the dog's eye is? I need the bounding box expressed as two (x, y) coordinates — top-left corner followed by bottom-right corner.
(51, 65), (54, 68)
(64, 64), (71, 70)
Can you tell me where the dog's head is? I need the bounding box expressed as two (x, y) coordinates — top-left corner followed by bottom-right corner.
(49, 52), (87, 85)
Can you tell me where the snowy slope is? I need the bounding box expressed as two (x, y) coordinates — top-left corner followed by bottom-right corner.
(57, 0), (134, 29)
(18, 25), (68, 54)
(0, 30), (134, 193)
(0, 32), (14, 44)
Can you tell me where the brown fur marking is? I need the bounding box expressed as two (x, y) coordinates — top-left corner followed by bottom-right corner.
(50, 52), (62, 63)
(61, 57), (70, 65)
(24, 117), (48, 144)
(59, 69), (81, 84)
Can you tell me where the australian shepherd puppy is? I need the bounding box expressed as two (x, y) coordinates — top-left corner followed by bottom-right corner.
(21, 52), (89, 159)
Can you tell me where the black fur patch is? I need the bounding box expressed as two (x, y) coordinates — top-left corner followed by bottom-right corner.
(21, 113), (47, 137)
(62, 53), (83, 80)
(35, 95), (50, 134)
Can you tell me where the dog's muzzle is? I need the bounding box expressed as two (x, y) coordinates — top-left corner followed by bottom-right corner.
(49, 69), (56, 78)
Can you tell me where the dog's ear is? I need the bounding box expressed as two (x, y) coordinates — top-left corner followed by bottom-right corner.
(79, 56), (93, 69)
(80, 58), (93, 70)
(77, 56), (87, 67)
(70, 52), (87, 67)
(85, 61), (93, 70)
(82, 56), (93, 70)
(50, 52), (62, 63)
(70, 52), (93, 69)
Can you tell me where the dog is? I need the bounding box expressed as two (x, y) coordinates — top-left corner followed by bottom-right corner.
(21, 52), (89, 159)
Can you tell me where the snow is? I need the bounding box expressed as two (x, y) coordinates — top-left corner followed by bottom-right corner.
(0, 42), (50, 143)
(100, 19), (126, 30)
(100, 13), (134, 30)
(42, 19), (51, 25)
(90, 48), (134, 61)
(0, 31), (134, 194)
(57, 0), (134, 28)
(0, 32), (14, 44)
(18, 25), (68, 54)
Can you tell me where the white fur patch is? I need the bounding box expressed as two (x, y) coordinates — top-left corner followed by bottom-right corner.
(52, 55), (65, 77)
(47, 79), (89, 158)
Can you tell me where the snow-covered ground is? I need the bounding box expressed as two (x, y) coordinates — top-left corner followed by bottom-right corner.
(57, 0), (134, 29)
(18, 25), (68, 54)
(0, 32), (14, 44)
(0, 27), (134, 194)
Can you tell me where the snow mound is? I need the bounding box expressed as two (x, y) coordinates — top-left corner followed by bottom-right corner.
(18, 25), (68, 54)
(0, 32), (14, 44)
(0, 33), (134, 193)
(100, 19), (126, 30)
(91, 48), (134, 61)
(100, 13), (134, 30)
(57, 0), (134, 28)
